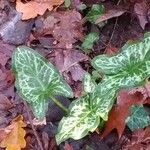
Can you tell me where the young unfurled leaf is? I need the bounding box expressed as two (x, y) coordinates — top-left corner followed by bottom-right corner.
(126, 105), (150, 131)
(82, 32), (99, 52)
(0, 115), (26, 150)
(56, 95), (100, 144)
(92, 33), (150, 88)
(83, 73), (96, 93)
(86, 4), (105, 23)
(12, 46), (73, 119)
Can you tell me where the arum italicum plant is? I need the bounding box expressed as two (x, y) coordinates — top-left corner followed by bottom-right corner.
(12, 46), (73, 119)
(12, 32), (150, 145)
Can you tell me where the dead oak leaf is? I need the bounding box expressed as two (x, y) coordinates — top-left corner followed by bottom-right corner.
(0, 115), (26, 150)
(16, 0), (64, 20)
(102, 89), (150, 138)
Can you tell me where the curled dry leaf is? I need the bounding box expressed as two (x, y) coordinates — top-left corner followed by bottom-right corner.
(95, 8), (126, 24)
(16, 0), (64, 20)
(0, 115), (26, 150)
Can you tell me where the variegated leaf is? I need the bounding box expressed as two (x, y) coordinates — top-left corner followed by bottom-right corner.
(92, 32), (150, 88)
(56, 95), (100, 144)
(126, 105), (150, 131)
(57, 32), (150, 144)
(92, 77), (118, 120)
(12, 46), (73, 119)
(83, 73), (96, 93)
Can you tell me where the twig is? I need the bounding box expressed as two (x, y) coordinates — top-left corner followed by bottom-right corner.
(23, 101), (44, 150)
(105, 0), (122, 50)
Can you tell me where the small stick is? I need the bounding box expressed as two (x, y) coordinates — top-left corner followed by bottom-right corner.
(23, 101), (44, 150)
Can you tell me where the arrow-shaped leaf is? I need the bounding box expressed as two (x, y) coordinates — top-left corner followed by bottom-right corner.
(56, 95), (100, 144)
(57, 32), (150, 144)
(12, 46), (73, 119)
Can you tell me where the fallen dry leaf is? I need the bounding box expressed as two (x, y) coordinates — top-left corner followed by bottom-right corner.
(96, 8), (126, 24)
(134, 0), (149, 30)
(64, 142), (74, 150)
(123, 127), (150, 150)
(53, 10), (83, 48)
(55, 49), (88, 81)
(102, 89), (150, 138)
(0, 93), (13, 110)
(0, 115), (26, 150)
(34, 10), (83, 48)
(16, 0), (64, 20)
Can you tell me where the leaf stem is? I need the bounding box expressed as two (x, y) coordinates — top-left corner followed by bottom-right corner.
(50, 96), (69, 113)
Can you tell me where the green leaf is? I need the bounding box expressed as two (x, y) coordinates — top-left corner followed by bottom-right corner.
(12, 46), (73, 119)
(126, 105), (150, 131)
(83, 73), (96, 93)
(56, 78), (117, 144)
(82, 32), (99, 52)
(57, 32), (150, 144)
(92, 77), (118, 120)
(56, 95), (100, 144)
(92, 33), (150, 88)
(86, 4), (105, 23)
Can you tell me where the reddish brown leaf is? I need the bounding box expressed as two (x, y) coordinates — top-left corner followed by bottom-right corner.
(55, 49), (88, 81)
(96, 8), (126, 24)
(131, 81), (150, 100)
(34, 10), (83, 48)
(64, 142), (74, 150)
(134, 0), (149, 29)
(123, 127), (150, 150)
(0, 93), (13, 110)
(102, 89), (150, 138)
(105, 46), (119, 55)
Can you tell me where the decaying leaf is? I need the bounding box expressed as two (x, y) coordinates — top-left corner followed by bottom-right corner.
(95, 8), (126, 24)
(0, 115), (26, 150)
(123, 127), (150, 150)
(53, 10), (83, 48)
(0, 94), (13, 110)
(131, 81), (150, 100)
(16, 0), (64, 20)
(102, 90), (150, 138)
(55, 49), (88, 81)
(134, 0), (149, 30)
(34, 10), (83, 48)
